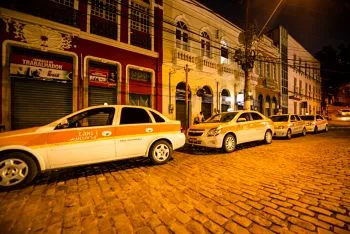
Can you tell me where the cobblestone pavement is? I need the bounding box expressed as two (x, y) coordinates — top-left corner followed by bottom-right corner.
(0, 128), (349, 234)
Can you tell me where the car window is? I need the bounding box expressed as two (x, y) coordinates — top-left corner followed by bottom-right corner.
(270, 115), (289, 122)
(250, 112), (263, 120)
(295, 115), (301, 121)
(238, 113), (251, 122)
(55, 107), (115, 129)
(316, 115), (323, 120)
(120, 107), (152, 124)
(300, 115), (314, 120)
(291, 115), (296, 121)
(206, 112), (238, 123)
(150, 110), (166, 123)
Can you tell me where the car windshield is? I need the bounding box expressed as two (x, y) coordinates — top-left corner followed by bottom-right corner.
(270, 115), (289, 122)
(341, 110), (350, 112)
(206, 112), (238, 123)
(300, 115), (314, 120)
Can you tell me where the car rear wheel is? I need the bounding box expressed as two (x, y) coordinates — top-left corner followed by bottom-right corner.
(264, 130), (273, 144)
(149, 140), (172, 165)
(314, 126), (318, 134)
(0, 152), (38, 189)
(222, 134), (236, 153)
(302, 128), (307, 136)
(286, 129), (292, 139)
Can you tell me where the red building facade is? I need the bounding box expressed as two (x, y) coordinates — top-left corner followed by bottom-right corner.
(0, 0), (163, 130)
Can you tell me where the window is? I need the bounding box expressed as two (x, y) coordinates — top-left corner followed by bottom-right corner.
(220, 40), (229, 64)
(293, 54), (296, 69)
(90, 0), (118, 39)
(266, 63), (270, 78)
(238, 113), (251, 121)
(51, 0), (74, 7)
(251, 112), (263, 120)
(150, 110), (165, 122)
(299, 58), (302, 72)
(56, 107), (115, 129)
(294, 78), (297, 93)
(129, 93), (151, 107)
(176, 21), (189, 51)
(91, 0), (117, 21)
(130, 0), (151, 49)
(305, 83), (308, 97)
(120, 107), (152, 124)
(201, 32), (211, 58)
(299, 80), (302, 94)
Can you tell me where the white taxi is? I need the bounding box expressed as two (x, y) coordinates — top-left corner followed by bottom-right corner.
(270, 114), (306, 139)
(300, 114), (328, 133)
(186, 111), (274, 152)
(0, 105), (185, 189)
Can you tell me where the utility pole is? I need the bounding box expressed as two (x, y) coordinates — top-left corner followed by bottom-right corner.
(184, 64), (190, 130)
(168, 69), (176, 114)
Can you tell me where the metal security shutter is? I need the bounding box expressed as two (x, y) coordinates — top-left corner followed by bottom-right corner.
(11, 78), (72, 130)
(88, 86), (116, 107)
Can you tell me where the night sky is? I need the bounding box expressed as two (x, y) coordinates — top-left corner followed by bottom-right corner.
(199, 0), (350, 55)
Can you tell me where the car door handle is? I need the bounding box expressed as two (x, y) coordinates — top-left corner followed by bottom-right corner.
(102, 131), (112, 137)
(145, 128), (153, 133)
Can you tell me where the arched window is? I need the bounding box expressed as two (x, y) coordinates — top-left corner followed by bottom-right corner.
(201, 32), (210, 58)
(176, 21), (189, 51)
(220, 40), (228, 64)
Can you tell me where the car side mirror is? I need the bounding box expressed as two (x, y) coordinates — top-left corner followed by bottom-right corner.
(237, 118), (247, 122)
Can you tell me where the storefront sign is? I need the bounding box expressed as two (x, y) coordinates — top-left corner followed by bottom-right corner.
(89, 67), (117, 87)
(237, 93), (244, 106)
(10, 54), (72, 80)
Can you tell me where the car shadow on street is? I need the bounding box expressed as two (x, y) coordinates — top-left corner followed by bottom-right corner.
(178, 141), (267, 155)
(0, 157), (169, 192)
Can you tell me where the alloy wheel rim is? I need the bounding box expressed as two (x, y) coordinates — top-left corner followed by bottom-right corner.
(0, 158), (28, 186)
(225, 136), (235, 150)
(266, 132), (272, 143)
(154, 144), (169, 161)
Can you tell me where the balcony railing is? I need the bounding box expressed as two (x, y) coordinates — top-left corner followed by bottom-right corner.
(218, 63), (235, 76)
(0, 0), (79, 28)
(198, 57), (217, 73)
(172, 48), (197, 69)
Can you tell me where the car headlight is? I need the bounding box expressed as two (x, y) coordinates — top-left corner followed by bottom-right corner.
(207, 127), (222, 136)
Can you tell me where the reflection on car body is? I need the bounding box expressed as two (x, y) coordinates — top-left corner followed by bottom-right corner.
(299, 114), (328, 133)
(186, 111), (274, 152)
(270, 114), (306, 139)
(0, 105), (185, 189)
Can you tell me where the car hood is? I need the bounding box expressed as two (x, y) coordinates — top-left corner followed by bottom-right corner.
(0, 127), (41, 138)
(189, 122), (225, 130)
(0, 126), (48, 147)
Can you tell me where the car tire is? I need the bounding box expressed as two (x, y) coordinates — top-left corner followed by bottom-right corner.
(222, 134), (236, 153)
(286, 129), (292, 139)
(302, 128), (307, 136)
(149, 140), (172, 165)
(0, 152), (38, 189)
(314, 126), (318, 134)
(264, 130), (273, 144)
(324, 125), (328, 132)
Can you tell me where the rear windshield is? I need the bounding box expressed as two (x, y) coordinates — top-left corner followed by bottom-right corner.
(206, 112), (238, 123)
(300, 115), (314, 120)
(270, 115), (289, 122)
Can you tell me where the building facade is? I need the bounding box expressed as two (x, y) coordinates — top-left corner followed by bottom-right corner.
(0, 0), (163, 130)
(270, 26), (322, 115)
(162, 0), (281, 128)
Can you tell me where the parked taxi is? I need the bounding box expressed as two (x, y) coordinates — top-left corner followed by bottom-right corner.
(0, 105), (185, 189)
(269, 114), (306, 139)
(186, 110), (274, 153)
(300, 114), (328, 133)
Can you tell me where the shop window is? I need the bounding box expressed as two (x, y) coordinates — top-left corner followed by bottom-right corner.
(129, 93), (151, 107)
(129, 68), (151, 83)
(89, 61), (118, 87)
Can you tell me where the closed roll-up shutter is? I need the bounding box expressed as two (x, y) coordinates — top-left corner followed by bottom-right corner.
(88, 86), (117, 107)
(11, 78), (72, 130)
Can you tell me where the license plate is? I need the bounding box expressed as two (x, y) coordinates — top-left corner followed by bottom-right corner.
(188, 138), (201, 144)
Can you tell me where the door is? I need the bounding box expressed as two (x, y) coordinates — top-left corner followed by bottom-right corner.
(47, 107), (116, 168)
(250, 112), (267, 140)
(116, 107), (154, 158)
(235, 112), (253, 143)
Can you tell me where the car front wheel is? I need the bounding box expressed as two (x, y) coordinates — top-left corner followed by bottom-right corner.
(302, 128), (307, 136)
(264, 130), (273, 144)
(314, 126), (318, 134)
(0, 152), (38, 189)
(222, 134), (236, 153)
(324, 125), (328, 132)
(286, 129), (292, 139)
(149, 140), (172, 165)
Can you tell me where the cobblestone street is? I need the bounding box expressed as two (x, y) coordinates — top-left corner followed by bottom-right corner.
(0, 128), (349, 234)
